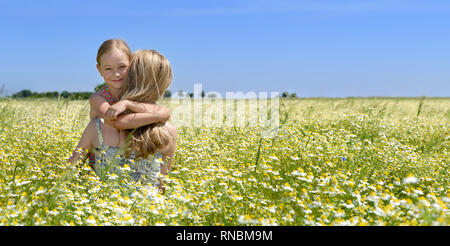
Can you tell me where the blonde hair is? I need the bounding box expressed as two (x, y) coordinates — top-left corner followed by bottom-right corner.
(121, 49), (173, 158)
(96, 39), (132, 66)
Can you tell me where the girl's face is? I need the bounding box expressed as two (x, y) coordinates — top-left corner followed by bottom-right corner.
(97, 48), (130, 90)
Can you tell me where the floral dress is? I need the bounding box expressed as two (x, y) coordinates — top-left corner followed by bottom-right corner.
(92, 118), (163, 187)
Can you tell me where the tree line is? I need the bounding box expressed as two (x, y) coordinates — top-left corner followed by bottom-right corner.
(11, 89), (173, 100)
(11, 89), (93, 100)
(10, 83), (297, 99)
(11, 89), (297, 99)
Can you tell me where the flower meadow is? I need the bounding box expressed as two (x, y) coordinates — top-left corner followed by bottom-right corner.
(0, 97), (448, 226)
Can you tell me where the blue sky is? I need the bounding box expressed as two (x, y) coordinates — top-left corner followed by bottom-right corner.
(1, 0), (449, 97)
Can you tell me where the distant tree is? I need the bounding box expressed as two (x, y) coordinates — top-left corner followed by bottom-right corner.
(175, 90), (191, 98)
(12, 89), (32, 98)
(29, 92), (39, 98)
(190, 90), (204, 98)
(95, 83), (106, 92)
(206, 92), (218, 98)
(281, 91), (289, 98)
(11, 89), (92, 100)
(71, 92), (92, 100)
(61, 90), (70, 98)
(164, 90), (171, 98)
(290, 93), (297, 98)
(45, 91), (59, 98)
(81, 92), (93, 99)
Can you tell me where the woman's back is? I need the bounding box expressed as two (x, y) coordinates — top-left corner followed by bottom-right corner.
(92, 118), (163, 187)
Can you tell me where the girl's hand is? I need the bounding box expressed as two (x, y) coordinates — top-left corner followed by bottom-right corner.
(105, 100), (129, 120)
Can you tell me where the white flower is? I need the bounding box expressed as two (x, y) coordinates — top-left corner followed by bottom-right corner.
(298, 176), (313, 183)
(335, 211), (345, 218)
(343, 203), (355, 209)
(35, 187), (46, 195)
(290, 170), (300, 176)
(282, 184), (294, 192)
(418, 199), (430, 207)
(86, 215), (96, 225)
(267, 206), (276, 213)
(108, 173), (118, 180)
(374, 207), (386, 216)
(414, 189), (424, 196)
(121, 164), (131, 171)
(15, 180), (31, 186)
(238, 215), (258, 224)
(268, 156), (279, 161)
(403, 175), (418, 184)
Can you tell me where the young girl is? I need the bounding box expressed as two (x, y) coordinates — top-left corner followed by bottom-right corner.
(87, 39), (172, 166)
(69, 49), (177, 191)
(90, 39), (171, 128)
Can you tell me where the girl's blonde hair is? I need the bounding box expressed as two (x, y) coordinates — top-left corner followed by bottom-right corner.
(121, 49), (173, 158)
(96, 39), (132, 66)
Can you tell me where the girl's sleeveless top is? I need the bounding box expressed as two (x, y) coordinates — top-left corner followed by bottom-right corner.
(92, 118), (163, 187)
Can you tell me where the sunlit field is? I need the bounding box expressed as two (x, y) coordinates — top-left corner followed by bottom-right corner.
(0, 97), (448, 225)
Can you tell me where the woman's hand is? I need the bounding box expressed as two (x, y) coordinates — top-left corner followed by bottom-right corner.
(158, 181), (166, 194)
(105, 100), (129, 120)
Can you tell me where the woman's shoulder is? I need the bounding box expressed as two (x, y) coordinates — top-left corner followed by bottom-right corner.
(165, 122), (177, 135)
(166, 122), (177, 141)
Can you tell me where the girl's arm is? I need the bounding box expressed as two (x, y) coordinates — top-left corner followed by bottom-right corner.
(104, 100), (171, 130)
(68, 120), (96, 164)
(90, 93), (171, 129)
(89, 93), (113, 119)
(104, 111), (170, 130)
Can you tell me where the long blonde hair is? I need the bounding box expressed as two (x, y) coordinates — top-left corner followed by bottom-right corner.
(121, 49), (173, 158)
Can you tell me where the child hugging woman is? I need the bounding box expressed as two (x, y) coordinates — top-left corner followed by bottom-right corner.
(69, 49), (177, 192)
(88, 39), (172, 167)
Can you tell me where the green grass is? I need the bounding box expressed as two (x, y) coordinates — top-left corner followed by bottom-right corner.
(0, 97), (448, 225)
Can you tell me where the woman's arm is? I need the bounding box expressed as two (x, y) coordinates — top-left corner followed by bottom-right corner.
(158, 123), (177, 193)
(161, 122), (177, 172)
